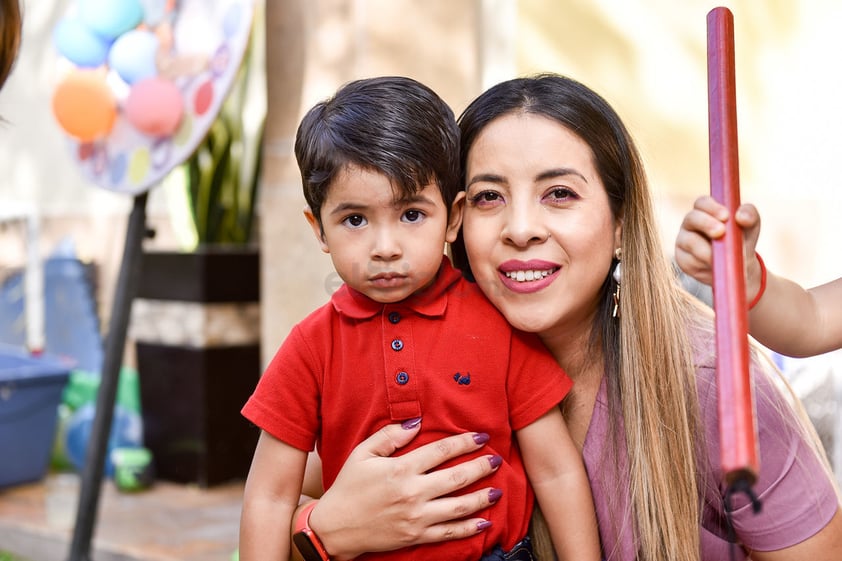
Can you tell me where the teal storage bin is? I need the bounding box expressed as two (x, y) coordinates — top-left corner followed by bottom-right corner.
(0, 345), (71, 488)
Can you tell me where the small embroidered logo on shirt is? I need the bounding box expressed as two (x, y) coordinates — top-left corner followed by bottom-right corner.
(452, 372), (471, 385)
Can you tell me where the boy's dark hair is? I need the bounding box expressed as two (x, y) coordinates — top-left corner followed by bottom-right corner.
(294, 76), (460, 223)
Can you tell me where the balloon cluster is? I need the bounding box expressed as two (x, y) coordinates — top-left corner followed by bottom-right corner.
(52, 0), (184, 142)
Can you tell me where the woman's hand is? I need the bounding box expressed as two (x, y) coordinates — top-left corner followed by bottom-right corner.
(307, 421), (502, 560)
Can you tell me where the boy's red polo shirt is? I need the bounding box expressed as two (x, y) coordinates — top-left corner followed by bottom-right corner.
(242, 257), (572, 560)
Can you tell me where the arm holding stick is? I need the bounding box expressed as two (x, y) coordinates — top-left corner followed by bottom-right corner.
(676, 196), (842, 357)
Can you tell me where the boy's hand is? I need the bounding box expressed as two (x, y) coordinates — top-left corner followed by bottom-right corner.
(675, 195), (761, 290)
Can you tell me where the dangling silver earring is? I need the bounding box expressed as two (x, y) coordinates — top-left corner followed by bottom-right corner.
(612, 248), (622, 318)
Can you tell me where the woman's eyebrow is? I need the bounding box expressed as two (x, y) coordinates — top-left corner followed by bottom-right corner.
(466, 173), (506, 188)
(535, 167), (588, 183)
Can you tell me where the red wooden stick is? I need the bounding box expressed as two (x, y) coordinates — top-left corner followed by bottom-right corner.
(706, 6), (760, 485)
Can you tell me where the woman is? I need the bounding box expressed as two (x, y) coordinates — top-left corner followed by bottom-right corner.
(290, 74), (842, 560)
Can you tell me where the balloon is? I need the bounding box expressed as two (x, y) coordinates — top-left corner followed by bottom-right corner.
(53, 17), (111, 68)
(109, 30), (159, 85)
(124, 77), (184, 137)
(51, 70), (117, 142)
(139, 0), (169, 27)
(79, 0), (144, 41)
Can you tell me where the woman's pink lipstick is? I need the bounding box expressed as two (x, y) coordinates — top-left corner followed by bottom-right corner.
(497, 259), (560, 294)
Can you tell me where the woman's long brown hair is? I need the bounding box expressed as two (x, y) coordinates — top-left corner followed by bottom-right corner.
(1, 0), (22, 91)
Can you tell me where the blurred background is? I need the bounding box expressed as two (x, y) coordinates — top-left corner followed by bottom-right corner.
(0, 1), (841, 559)
(1, 0), (840, 358)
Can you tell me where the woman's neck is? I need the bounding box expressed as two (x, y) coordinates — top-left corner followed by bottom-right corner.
(539, 322), (604, 450)
(538, 324), (604, 384)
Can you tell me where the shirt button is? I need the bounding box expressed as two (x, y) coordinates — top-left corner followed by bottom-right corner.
(388, 311), (401, 324)
(391, 339), (404, 351)
(395, 371), (409, 385)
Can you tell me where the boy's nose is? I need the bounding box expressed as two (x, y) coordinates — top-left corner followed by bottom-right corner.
(370, 228), (402, 260)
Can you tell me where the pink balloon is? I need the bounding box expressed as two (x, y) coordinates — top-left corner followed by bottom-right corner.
(124, 77), (184, 137)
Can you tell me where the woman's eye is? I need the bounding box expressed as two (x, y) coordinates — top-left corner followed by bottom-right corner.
(468, 191), (503, 207)
(544, 187), (578, 203)
(402, 209), (424, 223)
(342, 214), (366, 228)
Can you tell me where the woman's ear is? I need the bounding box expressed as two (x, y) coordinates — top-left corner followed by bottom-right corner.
(446, 192), (466, 244)
(304, 207), (330, 253)
(613, 216), (623, 251)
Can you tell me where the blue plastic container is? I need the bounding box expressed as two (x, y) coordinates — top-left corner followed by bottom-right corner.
(0, 345), (71, 488)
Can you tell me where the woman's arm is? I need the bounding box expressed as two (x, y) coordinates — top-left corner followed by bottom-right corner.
(296, 421), (503, 560)
(675, 195), (842, 356)
(518, 408), (601, 561)
(750, 507), (842, 561)
(240, 431), (308, 561)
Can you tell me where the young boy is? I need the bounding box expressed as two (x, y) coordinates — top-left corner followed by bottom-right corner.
(239, 76), (600, 561)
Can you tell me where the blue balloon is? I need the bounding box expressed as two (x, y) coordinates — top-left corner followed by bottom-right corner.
(140, 0), (168, 27)
(53, 18), (111, 68)
(79, 0), (144, 41)
(109, 30), (159, 85)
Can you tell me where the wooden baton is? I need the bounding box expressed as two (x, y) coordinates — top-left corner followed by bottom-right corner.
(706, 6), (760, 486)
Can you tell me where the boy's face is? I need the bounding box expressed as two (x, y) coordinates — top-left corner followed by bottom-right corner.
(305, 165), (463, 303)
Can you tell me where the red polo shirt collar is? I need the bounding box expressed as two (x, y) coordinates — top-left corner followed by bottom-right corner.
(331, 256), (462, 320)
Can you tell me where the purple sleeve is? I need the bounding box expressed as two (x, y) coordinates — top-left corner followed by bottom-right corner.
(699, 354), (839, 553)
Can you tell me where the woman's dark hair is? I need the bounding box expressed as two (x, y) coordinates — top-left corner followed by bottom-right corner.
(0, 0), (22, 91)
(294, 76), (460, 222)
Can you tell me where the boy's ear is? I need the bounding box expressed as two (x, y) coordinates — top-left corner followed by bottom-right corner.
(304, 207), (330, 253)
(445, 192), (466, 244)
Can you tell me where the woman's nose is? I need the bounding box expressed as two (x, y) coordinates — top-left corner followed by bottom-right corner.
(501, 201), (550, 247)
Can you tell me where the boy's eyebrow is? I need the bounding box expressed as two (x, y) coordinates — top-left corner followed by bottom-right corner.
(327, 202), (368, 216)
(326, 193), (438, 216)
(395, 193), (438, 207)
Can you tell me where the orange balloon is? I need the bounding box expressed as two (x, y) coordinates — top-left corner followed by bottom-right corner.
(51, 70), (117, 142)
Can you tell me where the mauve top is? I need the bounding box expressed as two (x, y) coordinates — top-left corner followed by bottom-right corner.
(582, 329), (839, 560)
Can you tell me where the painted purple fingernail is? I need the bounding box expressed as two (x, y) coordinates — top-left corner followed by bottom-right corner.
(477, 520), (493, 531)
(488, 488), (503, 503)
(401, 417), (422, 430)
(488, 455), (503, 469)
(473, 432), (490, 445)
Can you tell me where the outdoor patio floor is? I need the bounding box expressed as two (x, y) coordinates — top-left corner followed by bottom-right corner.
(0, 472), (243, 561)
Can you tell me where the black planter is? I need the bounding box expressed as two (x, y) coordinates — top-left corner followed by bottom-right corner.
(133, 247), (261, 487)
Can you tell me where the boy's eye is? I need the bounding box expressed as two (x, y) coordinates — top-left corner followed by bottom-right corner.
(342, 214), (366, 228)
(402, 209), (424, 223)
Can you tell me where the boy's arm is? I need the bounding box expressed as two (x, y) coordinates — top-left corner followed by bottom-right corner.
(240, 430), (309, 561)
(675, 195), (842, 357)
(518, 407), (601, 561)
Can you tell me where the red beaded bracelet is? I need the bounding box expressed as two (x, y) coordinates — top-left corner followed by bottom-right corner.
(747, 253), (767, 311)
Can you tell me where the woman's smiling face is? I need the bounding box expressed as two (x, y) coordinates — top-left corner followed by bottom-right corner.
(462, 112), (621, 339)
